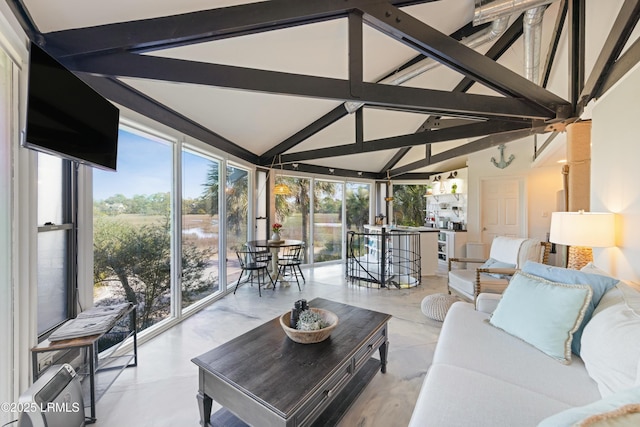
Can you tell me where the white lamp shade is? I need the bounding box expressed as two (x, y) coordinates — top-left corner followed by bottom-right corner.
(549, 211), (615, 248)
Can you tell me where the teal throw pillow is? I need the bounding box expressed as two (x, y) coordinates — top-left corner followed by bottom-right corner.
(490, 271), (593, 364)
(522, 261), (619, 355)
(538, 386), (640, 427)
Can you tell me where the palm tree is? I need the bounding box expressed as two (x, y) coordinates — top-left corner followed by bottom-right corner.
(392, 184), (427, 226)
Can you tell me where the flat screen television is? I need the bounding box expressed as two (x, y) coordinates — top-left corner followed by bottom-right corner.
(24, 42), (119, 171)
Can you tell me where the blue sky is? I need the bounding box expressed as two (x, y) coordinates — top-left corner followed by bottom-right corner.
(93, 129), (214, 200)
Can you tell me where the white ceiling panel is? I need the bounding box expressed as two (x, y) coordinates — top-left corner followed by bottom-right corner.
(119, 77), (341, 156)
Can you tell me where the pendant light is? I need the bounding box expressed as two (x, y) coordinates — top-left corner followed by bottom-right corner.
(384, 170), (394, 202)
(273, 155), (291, 196)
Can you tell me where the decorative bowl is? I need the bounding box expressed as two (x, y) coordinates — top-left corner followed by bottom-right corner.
(279, 308), (339, 344)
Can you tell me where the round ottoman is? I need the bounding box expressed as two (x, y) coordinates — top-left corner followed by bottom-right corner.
(421, 293), (458, 321)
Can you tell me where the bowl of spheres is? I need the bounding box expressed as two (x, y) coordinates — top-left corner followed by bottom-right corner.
(279, 308), (339, 344)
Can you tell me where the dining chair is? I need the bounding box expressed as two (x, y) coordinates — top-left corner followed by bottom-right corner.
(277, 243), (305, 290)
(234, 249), (275, 297)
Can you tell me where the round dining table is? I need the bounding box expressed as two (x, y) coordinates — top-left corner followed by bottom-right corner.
(246, 239), (304, 285)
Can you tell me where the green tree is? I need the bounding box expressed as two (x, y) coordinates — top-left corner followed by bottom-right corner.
(202, 163), (220, 216)
(346, 185), (370, 231)
(392, 184), (427, 226)
(274, 178), (336, 247)
(93, 216), (212, 330)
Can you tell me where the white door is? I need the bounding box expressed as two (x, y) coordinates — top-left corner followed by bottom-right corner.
(481, 178), (524, 244)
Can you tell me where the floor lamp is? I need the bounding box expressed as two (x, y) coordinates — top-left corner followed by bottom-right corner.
(549, 211), (615, 270)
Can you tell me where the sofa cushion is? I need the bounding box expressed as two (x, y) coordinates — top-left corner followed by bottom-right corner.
(408, 364), (576, 427)
(538, 385), (640, 427)
(433, 302), (601, 406)
(522, 261), (619, 356)
(490, 271), (593, 364)
(581, 282), (640, 397)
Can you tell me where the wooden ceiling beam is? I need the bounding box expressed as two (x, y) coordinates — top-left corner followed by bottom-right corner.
(281, 119), (538, 163)
(42, 0), (436, 58)
(67, 52), (552, 120)
(360, 3), (571, 119)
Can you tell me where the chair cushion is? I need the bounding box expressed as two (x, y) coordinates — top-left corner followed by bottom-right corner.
(449, 269), (509, 299)
(489, 236), (526, 265)
(522, 261), (619, 356)
(489, 271), (593, 364)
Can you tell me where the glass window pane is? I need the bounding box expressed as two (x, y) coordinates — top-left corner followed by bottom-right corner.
(392, 184), (427, 226)
(346, 182), (370, 232)
(275, 177), (311, 262)
(37, 230), (69, 334)
(226, 165), (249, 285)
(313, 181), (343, 262)
(93, 129), (172, 331)
(181, 150), (220, 309)
(37, 154), (65, 225)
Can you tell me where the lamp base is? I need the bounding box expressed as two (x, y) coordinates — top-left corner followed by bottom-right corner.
(567, 246), (592, 270)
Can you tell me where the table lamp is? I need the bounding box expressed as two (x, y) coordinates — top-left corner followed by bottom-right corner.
(549, 210), (615, 269)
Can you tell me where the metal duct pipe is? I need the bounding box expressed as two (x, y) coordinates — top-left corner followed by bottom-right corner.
(474, 0), (555, 25)
(523, 6), (546, 83)
(344, 16), (510, 113)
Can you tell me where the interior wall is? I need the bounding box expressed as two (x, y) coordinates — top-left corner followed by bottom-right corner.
(465, 139), (563, 252)
(591, 61), (640, 281)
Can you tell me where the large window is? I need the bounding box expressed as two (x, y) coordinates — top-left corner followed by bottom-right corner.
(181, 149), (220, 309)
(93, 129), (173, 331)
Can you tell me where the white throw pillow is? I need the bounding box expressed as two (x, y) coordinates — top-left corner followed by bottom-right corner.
(581, 281), (640, 397)
(489, 271), (592, 364)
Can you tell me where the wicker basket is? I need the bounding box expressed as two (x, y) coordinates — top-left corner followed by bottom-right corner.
(279, 308), (339, 344)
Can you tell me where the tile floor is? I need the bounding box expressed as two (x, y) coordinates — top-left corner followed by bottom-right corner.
(93, 264), (451, 427)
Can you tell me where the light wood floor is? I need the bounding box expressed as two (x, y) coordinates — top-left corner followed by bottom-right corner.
(94, 264), (451, 427)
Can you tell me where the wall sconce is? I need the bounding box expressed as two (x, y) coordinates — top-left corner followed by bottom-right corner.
(549, 210), (615, 269)
(432, 175), (441, 183)
(447, 171), (458, 180)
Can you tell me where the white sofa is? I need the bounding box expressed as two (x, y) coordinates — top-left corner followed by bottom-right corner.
(409, 263), (640, 427)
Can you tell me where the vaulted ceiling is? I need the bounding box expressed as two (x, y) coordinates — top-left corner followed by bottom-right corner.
(7, 0), (640, 179)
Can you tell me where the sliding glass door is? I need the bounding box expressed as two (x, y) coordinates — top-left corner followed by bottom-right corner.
(225, 165), (250, 285)
(275, 176), (311, 262)
(313, 180), (343, 262)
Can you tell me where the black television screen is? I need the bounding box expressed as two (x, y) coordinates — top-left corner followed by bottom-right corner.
(24, 43), (119, 171)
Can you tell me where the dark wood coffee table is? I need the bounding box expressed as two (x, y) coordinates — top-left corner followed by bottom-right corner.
(191, 298), (391, 427)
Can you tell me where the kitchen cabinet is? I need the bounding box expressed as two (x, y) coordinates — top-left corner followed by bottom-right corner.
(437, 230), (467, 264)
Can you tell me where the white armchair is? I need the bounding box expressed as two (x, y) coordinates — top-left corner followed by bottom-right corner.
(447, 236), (551, 302)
